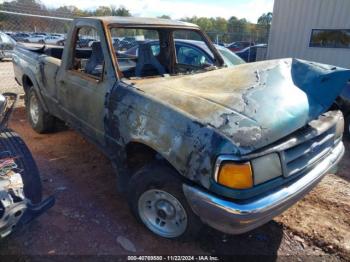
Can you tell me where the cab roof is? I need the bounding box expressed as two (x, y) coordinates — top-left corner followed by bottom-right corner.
(83, 16), (199, 29)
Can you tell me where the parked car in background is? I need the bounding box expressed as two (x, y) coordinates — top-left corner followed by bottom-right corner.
(124, 39), (245, 67)
(31, 32), (47, 37)
(43, 35), (65, 45)
(27, 35), (46, 43)
(77, 38), (96, 48)
(12, 32), (30, 42)
(0, 32), (16, 60)
(235, 44), (268, 62)
(227, 41), (255, 52)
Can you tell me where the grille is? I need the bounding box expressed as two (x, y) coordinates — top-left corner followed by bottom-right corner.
(281, 125), (337, 178)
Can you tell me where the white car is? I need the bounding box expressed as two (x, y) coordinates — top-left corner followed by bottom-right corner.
(27, 35), (45, 43)
(43, 36), (65, 45)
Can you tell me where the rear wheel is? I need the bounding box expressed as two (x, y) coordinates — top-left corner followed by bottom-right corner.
(26, 87), (55, 133)
(127, 163), (202, 240)
(0, 129), (42, 203)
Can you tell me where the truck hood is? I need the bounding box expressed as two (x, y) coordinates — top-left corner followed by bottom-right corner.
(131, 58), (350, 153)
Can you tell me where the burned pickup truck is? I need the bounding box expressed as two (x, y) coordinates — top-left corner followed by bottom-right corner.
(12, 17), (350, 239)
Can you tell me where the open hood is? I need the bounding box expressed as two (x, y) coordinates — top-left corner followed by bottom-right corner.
(132, 58), (350, 153)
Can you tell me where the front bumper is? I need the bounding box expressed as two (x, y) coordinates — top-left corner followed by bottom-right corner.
(183, 141), (344, 234)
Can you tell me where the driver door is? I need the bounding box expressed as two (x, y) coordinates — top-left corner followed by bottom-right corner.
(56, 20), (117, 145)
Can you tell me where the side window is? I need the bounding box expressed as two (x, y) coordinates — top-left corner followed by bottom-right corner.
(176, 44), (212, 67)
(71, 27), (104, 79)
(173, 30), (214, 67)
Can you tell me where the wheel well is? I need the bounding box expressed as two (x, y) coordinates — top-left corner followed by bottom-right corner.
(22, 75), (33, 93)
(125, 142), (179, 175)
(125, 142), (158, 172)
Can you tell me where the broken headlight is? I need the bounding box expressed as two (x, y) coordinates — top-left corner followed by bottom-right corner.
(251, 153), (283, 185)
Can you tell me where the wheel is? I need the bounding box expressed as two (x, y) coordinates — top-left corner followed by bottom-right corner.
(127, 162), (202, 240)
(26, 87), (55, 133)
(0, 128), (42, 203)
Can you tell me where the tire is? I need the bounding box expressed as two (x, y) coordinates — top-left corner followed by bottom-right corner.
(127, 162), (202, 240)
(0, 128), (42, 204)
(26, 87), (55, 133)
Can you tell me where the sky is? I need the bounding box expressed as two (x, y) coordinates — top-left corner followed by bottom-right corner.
(41, 0), (275, 23)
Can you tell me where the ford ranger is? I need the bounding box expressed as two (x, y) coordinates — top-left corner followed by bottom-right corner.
(12, 17), (350, 239)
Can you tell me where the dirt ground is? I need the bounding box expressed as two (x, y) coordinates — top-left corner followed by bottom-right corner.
(0, 61), (349, 260)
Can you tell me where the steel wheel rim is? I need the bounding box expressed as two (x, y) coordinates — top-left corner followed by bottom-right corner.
(138, 189), (188, 238)
(29, 94), (39, 125)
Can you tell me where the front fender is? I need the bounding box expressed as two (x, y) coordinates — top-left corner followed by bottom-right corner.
(104, 83), (239, 189)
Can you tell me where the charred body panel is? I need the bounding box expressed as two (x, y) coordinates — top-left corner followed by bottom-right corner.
(105, 58), (350, 193)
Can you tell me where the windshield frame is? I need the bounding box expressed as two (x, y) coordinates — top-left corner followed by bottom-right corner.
(106, 24), (225, 79)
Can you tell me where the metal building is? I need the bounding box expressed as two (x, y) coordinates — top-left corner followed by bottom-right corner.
(267, 0), (350, 68)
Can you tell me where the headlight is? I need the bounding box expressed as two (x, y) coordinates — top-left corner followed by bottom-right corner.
(251, 153), (282, 185)
(335, 112), (344, 140)
(215, 153), (282, 189)
(215, 161), (253, 189)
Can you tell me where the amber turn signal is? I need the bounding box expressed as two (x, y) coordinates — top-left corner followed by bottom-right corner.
(217, 162), (253, 189)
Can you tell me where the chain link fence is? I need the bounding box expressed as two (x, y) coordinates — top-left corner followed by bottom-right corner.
(0, 10), (72, 93)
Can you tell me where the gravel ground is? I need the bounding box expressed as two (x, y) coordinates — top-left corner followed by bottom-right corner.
(0, 60), (22, 94)
(0, 61), (349, 260)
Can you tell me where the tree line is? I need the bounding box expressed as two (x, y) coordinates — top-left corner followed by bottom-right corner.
(0, 0), (272, 44)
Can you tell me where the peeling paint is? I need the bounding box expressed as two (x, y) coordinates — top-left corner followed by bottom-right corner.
(104, 58), (350, 190)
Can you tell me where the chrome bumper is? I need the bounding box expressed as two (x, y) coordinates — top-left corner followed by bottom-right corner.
(183, 142), (344, 235)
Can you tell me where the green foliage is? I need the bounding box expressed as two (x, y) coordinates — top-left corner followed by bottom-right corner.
(257, 12), (273, 25)
(181, 15), (270, 43)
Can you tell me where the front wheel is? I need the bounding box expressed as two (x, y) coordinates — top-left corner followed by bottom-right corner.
(127, 163), (202, 240)
(26, 88), (55, 133)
